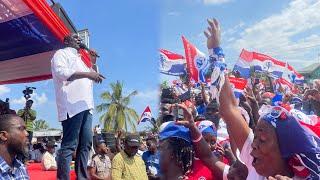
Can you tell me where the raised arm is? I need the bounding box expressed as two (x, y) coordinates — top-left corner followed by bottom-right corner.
(204, 17), (250, 151)
(219, 77), (250, 151)
(201, 83), (210, 105)
(176, 104), (225, 179)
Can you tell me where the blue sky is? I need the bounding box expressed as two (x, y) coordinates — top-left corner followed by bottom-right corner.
(1, 0), (320, 130)
(161, 0), (320, 68)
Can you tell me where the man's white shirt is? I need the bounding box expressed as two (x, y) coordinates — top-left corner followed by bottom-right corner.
(51, 47), (94, 121)
(41, 151), (57, 170)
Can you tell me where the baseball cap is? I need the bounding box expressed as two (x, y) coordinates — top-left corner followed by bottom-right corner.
(195, 120), (217, 137)
(95, 138), (106, 146)
(159, 121), (191, 143)
(125, 134), (141, 147)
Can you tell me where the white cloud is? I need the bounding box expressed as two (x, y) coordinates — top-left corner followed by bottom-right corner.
(0, 85), (10, 96)
(11, 92), (48, 107)
(135, 89), (159, 103)
(223, 21), (245, 36)
(203, 0), (232, 5)
(34, 93), (48, 105)
(230, 0), (320, 65)
(11, 96), (25, 105)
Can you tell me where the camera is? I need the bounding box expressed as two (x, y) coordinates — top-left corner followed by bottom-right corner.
(23, 87), (36, 100)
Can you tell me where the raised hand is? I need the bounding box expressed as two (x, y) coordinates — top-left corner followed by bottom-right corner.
(204, 18), (221, 49)
(116, 130), (123, 138)
(244, 86), (256, 101)
(213, 143), (225, 161)
(174, 104), (195, 128)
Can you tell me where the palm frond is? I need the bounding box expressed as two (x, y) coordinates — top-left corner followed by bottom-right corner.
(97, 81), (140, 132)
(96, 103), (110, 113)
(116, 108), (126, 131)
(100, 91), (112, 101)
(110, 81), (123, 101)
(107, 104), (118, 120)
(33, 119), (49, 131)
(126, 108), (139, 121)
(105, 118), (114, 131)
(121, 90), (138, 106)
(125, 113), (137, 132)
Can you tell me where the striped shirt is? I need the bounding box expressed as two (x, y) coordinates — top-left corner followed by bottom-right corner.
(0, 156), (29, 180)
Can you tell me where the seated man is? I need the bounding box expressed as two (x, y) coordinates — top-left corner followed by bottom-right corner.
(88, 139), (112, 180)
(41, 141), (57, 171)
(0, 114), (29, 179)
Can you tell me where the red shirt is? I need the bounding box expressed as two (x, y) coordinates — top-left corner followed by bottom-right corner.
(187, 159), (214, 180)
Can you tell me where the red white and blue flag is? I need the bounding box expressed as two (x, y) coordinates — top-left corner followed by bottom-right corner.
(233, 49), (252, 79)
(234, 49), (286, 79)
(159, 49), (186, 76)
(234, 49), (304, 84)
(288, 109), (320, 179)
(182, 36), (208, 83)
(228, 77), (247, 98)
(290, 109), (320, 137)
(0, 0), (91, 85)
(275, 78), (294, 93)
(285, 63), (304, 85)
(138, 106), (153, 125)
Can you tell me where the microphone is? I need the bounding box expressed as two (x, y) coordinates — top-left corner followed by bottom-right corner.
(79, 43), (100, 58)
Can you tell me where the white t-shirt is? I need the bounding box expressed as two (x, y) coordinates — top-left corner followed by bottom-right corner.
(223, 165), (230, 180)
(41, 151), (57, 170)
(137, 150), (145, 157)
(240, 130), (301, 180)
(51, 47), (94, 121)
(239, 131), (265, 180)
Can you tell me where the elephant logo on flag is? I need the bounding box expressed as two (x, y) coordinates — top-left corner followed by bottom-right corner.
(262, 60), (273, 72)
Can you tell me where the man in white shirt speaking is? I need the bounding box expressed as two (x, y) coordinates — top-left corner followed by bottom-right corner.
(51, 33), (105, 180)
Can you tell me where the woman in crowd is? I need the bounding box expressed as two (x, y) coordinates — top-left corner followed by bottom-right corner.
(200, 16), (320, 179)
(219, 77), (320, 179)
(172, 17), (320, 180)
(159, 121), (195, 180)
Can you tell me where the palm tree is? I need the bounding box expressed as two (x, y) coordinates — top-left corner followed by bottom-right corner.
(33, 119), (49, 131)
(96, 81), (139, 132)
